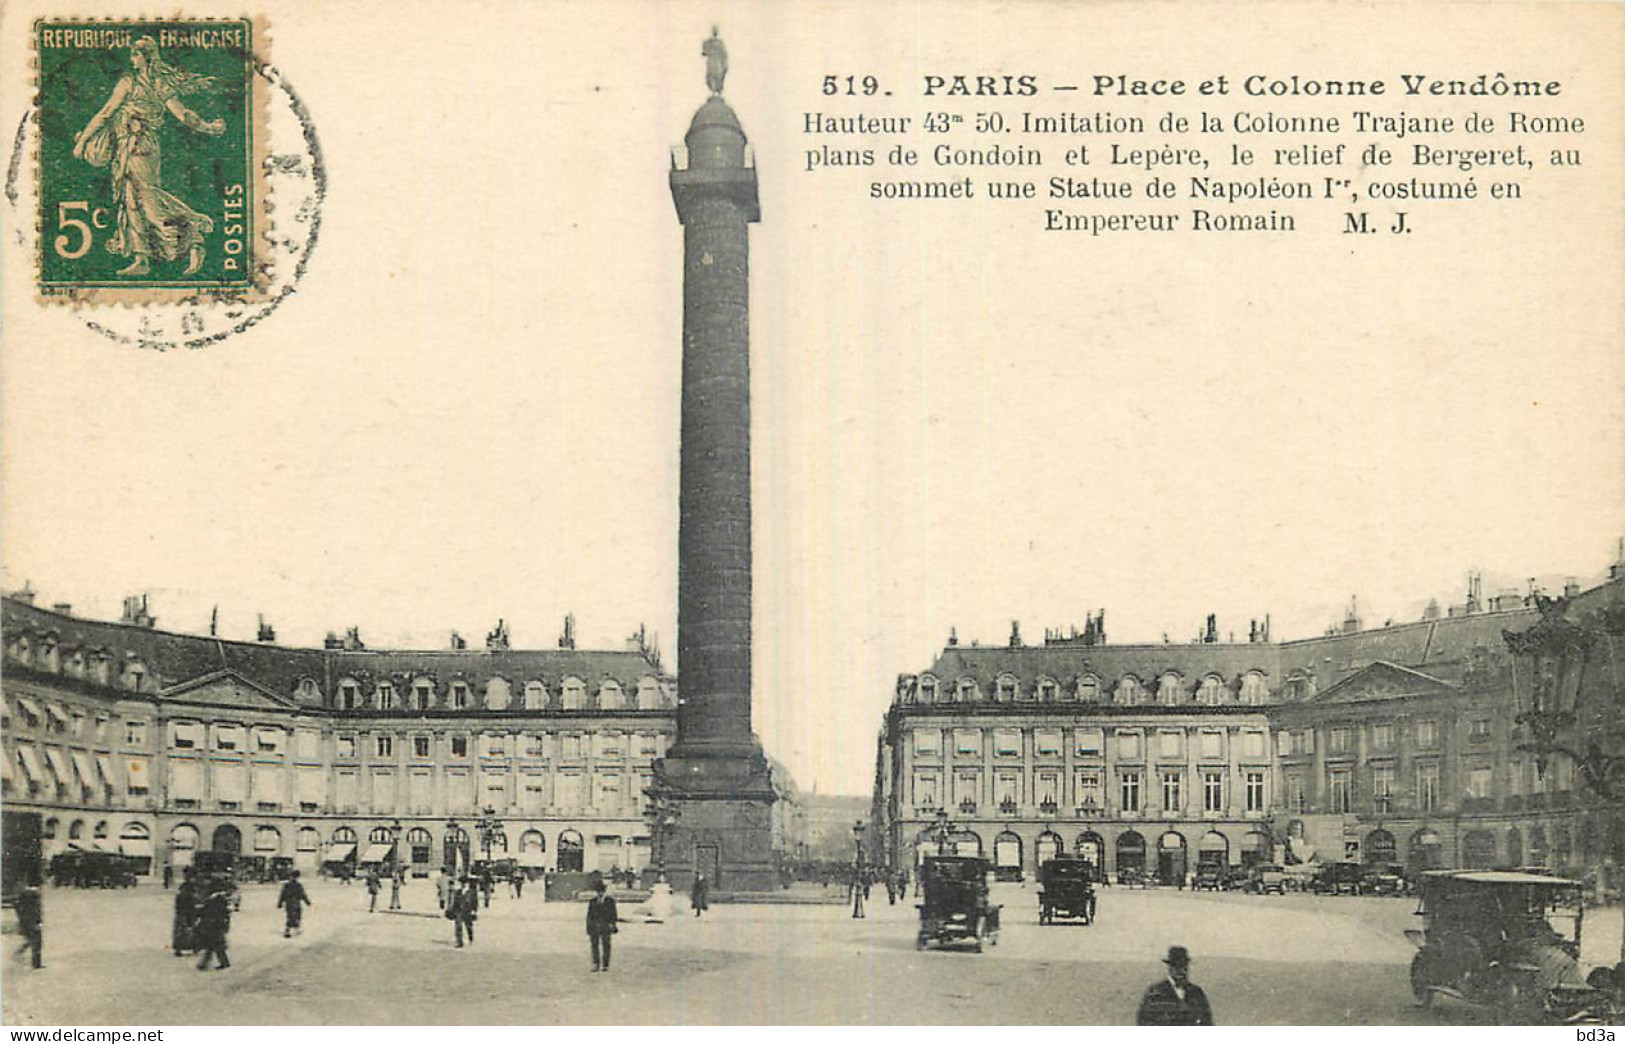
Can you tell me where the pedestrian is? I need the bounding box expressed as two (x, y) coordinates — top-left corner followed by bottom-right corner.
(448, 878), (478, 948)
(389, 866), (403, 911)
(884, 872), (896, 906)
(13, 881), (42, 970)
(277, 870), (311, 937)
(691, 873), (710, 918)
(435, 866), (454, 911)
(162, 864), (173, 890)
(850, 867), (866, 919)
(479, 871), (493, 909)
(194, 886), (232, 971)
(586, 879), (618, 972)
(365, 868), (381, 912)
(172, 866), (198, 956)
(513, 872), (524, 899)
(1136, 946), (1213, 1025)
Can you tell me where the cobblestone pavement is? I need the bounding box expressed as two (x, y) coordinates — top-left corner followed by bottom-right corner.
(4, 880), (1621, 1024)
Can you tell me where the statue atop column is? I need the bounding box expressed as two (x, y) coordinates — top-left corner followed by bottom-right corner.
(703, 26), (728, 95)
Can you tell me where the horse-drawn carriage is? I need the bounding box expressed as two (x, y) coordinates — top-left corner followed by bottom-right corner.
(1037, 855), (1097, 925)
(915, 855), (1000, 952)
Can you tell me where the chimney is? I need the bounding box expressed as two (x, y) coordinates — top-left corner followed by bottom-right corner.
(1203, 613), (1217, 644)
(947, 627), (958, 647)
(343, 626), (365, 651)
(1341, 596), (1361, 635)
(120, 594), (156, 628)
(51, 602), (72, 616)
(450, 631), (467, 651)
(558, 613), (577, 650)
(1610, 538), (1625, 581)
(11, 582), (37, 606)
(1563, 576), (1581, 598)
(1008, 620), (1022, 648)
(256, 615), (277, 643)
(323, 631), (344, 650)
(486, 619), (511, 651)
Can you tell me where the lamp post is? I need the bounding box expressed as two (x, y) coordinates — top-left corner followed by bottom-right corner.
(933, 809), (953, 856)
(851, 819), (866, 919)
(387, 818), (402, 875)
(474, 805), (505, 865)
(646, 790), (680, 877)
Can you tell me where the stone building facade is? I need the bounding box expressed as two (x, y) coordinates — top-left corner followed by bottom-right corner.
(875, 566), (1625, 891)
(1, 594), (684, 878)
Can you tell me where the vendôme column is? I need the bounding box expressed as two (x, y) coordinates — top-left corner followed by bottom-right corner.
(653, 28), (778, 895)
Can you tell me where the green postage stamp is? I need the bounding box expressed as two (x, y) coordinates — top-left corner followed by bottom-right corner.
(34, 19), (269, 301)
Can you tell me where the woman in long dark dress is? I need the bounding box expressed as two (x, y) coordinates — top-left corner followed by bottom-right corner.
(171, 866), (197, 955)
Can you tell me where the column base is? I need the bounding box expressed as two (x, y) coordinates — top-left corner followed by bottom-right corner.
(652, 749), (779, 895)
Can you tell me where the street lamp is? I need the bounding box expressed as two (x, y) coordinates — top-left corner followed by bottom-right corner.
(645, 789), (680, 877)
(933, 809), (953, 856)
(474, 805), (505, 864)
(851, 819), (866, 919)
(388, 818), (402, 874)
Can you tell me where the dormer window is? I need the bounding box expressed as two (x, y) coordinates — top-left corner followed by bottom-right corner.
(562, 678), (586, 711)
(636, 677), (661, 710)
(296, 677), (320, 702)
(598, 681), (623, 710)
(1157, 672), (1185, 706)
(375, 682), (397, 710)
(996, 677), (1018, 702)
(919, 677), (938, 703)
(1037, 680), (1057, 702)
(1196, 675), (1228, 706)
(525, 681), (548, 710)
(1076, 675), (1100, 703)
(450, 682), (470, 710)
(411, 679), (435, 710)
(338, 680), (361, 710)
(956, 679), (978, 703)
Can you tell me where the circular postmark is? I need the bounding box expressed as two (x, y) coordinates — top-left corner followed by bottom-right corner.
(7, 40), (324, 351)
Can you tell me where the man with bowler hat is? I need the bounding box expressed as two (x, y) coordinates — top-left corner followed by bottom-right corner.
(1137, 945), (1213, 1025)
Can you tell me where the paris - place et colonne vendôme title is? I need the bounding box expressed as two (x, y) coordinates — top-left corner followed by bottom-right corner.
(649, 29), (780, 894)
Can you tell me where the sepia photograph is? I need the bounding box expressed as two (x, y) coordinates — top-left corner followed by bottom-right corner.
(1, 0), (1622, 1028)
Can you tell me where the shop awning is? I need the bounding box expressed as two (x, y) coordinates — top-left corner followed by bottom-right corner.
(44, 703), (69, 728)
(71, 751), (97, 788)
(359, 843), (394, 864)
(515, 851), (547, 867)
(120, 839), (154, 858)
(323, 843), (356, 863)
(44, 748), (72, 787)
(15, 697), (42, 721)
(96, 755), (115, 789)
(16, 747), (45, 784)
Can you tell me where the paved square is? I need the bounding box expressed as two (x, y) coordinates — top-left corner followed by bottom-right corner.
(4, 880), (1620, 1024)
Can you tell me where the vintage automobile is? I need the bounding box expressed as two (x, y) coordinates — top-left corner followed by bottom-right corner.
(1312, 861), (1366, 896)
(1192, 863), (1225, 892)
(191, 850), (242, 910)
(1248, 863), (1287, 895)
(1037, 855), (1096, 925)
(1406, 870), (1617, 1024)
(1362, 862), (1408, 897)
(916, 855), (1001, 952)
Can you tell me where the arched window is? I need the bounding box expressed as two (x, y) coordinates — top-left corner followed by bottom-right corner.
(332, 826), (358, 844)
(1408, 828), (1442, 872)
(636, 677), (661, 710)
(485, 677), (511, 711)
(918, 675), (939, 703)
(369, 826), (394, 844)
(296, 677), (321, 702)
(1157, 831), (1188, 886)
(1239, 671), (1269, 705)
(375, 681), (397, 710)
(1504, 827), (1523, 867)
(43, 818), (59, 840)
(995, 675), (1018, 702)
(93, 820), (109, 840)
(1285, 670), (1315, 701)
(994, 831), (1023, 875)
(169, 823), (198, 852)
(520, 829), (546, 853)
(1240, 830), (1272, 868)
(1157, 672), (1185, 706)
(297, 827), (320, 852)
(1529, 826), (1549, 867)
(1114, 675), (1143, 706)
(1075, 674), (1100, 703)
(211, 824), (242, 854)
(561, 678), (586, 710)
(1035, 677), (1058, 703)
(598, 681), (624, 710)
(1196, 675), (1228, 706)
(1116, 830), (1146, 878)
(254, 826), (281, 853)
(956, 678), (979, 703)
(558, 829), (585, 871)
(122, 658), (149, 692)
(1035, 830), (1063, 867)
(1365, 828), (1397, 864)
(524, 681), (548, 710)
(68, 819), (85, 841)
(1198, 830), (1229, 869)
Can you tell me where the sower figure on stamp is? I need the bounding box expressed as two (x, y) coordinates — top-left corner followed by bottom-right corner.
(277, 870), (311, 937)
(71, 36), (225, 276)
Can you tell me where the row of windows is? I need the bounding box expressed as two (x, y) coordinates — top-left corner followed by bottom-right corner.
(5, 636), (154, 692)
(1280, 757), (1557, 815)
(911, 768), (1269, 815)
(1280, 716), (1493, 757)
(5, 699), (150, 747)
(165, 722), (669, 761)
(321, 675), (670, 712)
(907, 670), (1273, 707)
(911, 727), (1270, 761)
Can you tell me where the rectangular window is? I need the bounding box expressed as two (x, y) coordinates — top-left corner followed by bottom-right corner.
(413, 735), (431, 758)
(556, 773), (583, 809)
(1285, 772), (1307, 813)
(337, 735), (357, 759)
(1034, 729), (1062, 756)
(1372, 766), (1395, 813)
(521, 775), (546, 814)
(485, 772), (509, 808)
(215, 725), (245, 752)
(1507, 759), (1524, 796)
(296, 766), (323, 810)
(371, 770), (394, 809)
(1203, 771), (1224, 812)
(1117, 731), (1142, 761)
(913, 729), (942, 756)
(1243, 731), (1267, 758)
(1120, 771), (1141, 813)
(913, 772), (940, 808)
(296, 730), (319, 759)
(375, 734), (394, 758)
(594, 732), (625, 759)
(954, 770), (979, 811)
(214, 762), (247, 805)
(1036, 771), (1060, 806)
(1418, 763), (1441, 811)
(1162, 771), (1182, 812)
(481, 733), (507, 759)
(1371, 723), (1394, 752)
(170, 760), (203, 803)
(1329, 727), (1352, 754)
(1329, 768), (1351, 813)
(1465, 765), (1493, 800)
(561, 733), (583, 760)
(450, 734), (469, 759)
(252, 764), (282, 809)
(995, 772), (1019, 807)
(254, 728), (281, 753)
(125, 756), (150, 795)
(447, 769), (475, 812)
(125, 720), (147, 747)
(994, 729), (1022, 757)
(954, 729), (982, 757)
(1245, 771), (1266, 813)
(1076, 771), (1102, 812)
(335, 770), (359, 810)
(637, 734), (659, 758)
(1416, 720), (1438, 749)
(1158, 731), (1182, 759)
(409, 771), (432, 813)
(1074, 728), (1103, 757)
(1199, 731), (1223, 760)
(1468, 719), (1492, 743)
(172, 722), (201, 749)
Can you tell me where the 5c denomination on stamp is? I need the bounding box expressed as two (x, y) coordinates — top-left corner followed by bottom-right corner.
(35, 18), (269, 301)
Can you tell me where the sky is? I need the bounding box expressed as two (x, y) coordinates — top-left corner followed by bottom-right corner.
(3, 1), (1623, 796)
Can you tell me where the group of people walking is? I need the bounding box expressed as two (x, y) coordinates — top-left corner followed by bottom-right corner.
(170, 865), (236, 971)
